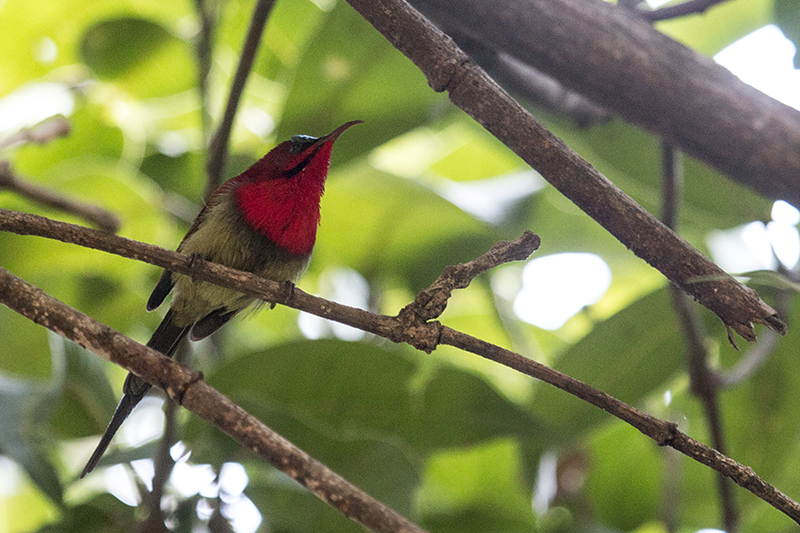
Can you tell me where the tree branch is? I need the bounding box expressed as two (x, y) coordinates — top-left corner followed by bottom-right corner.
(671, 286), (740, 531)
(661, 143), (738, 531)
(659, 142), (681, 230)
(344, 0), (785, 342)
(0, 161), (120, 233)
(437, 325), (800, 523)
(141, 358), (181, 530)
(1, 209), (799, 522)
(0, 265), (426, 533)
(0, 115), (71, 152)
(641, 0), (731, 21)
(408, 0), (800, 208)
(193, 0), (218, 145)
(205, 0), (276, 198)
(442, 28), (611, 127)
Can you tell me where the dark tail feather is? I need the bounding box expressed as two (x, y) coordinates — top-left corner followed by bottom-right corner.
(79, 391), (141, 478)
(80, 309), (189, 478)
(190, 308), (238, 341)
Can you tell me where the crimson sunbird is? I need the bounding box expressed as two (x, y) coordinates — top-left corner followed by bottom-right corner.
(81, 120), (361, 477)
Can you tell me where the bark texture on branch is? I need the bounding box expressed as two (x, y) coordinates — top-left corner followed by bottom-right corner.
(0, 266), (426, 533)
(344, 0), (786, 341)
(2, 209), (800, 522)
(410, 0), (800, 207)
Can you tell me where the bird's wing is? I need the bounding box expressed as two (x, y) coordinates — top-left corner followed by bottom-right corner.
(146, 269), (175, 311)
(147, 181), (238, 312)
(189, 308), (239, 340)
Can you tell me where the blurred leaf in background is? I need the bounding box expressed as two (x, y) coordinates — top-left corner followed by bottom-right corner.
(0, 0), (799, 532)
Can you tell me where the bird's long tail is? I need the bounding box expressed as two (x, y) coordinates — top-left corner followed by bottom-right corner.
(80, 309), (189, 478)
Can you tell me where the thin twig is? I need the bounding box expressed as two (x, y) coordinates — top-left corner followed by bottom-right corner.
(660, 143), (681, 230)
(205, 0), (276, 198)
(0, 209), (799, 522)
(345, 0), (785, 342)
(0, 115), (70, 152)
(0, 116), (118, 233)
(402, 231), (540, 322)
(141, 347), (184, 529)
(661, 142), (738, 531)
(0, 162), (120, 233)
(670, 285), (740, 531)
(436, 325), (800, 522)
(442, 28), (610, 127)
(194, 0), (217, 144)
(640, 0), (730, 21)
(0, 266), (426, 533)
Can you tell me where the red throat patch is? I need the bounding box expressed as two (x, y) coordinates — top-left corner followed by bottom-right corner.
(234, 142), (334, 256)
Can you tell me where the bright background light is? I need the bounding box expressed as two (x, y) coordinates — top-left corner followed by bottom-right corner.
(645, 0), (672, 8)
(298, 266), (369, 340)
(714, 25), (800, 111)
(509, 23), (800, 332)
(513, 253), (612, 330)
(0, 82), (73, 135)
(3, 11), (799, 533)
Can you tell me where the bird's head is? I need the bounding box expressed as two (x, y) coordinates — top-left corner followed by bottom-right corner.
(231, 120), (362, 255)
(253, 120), (363, 181)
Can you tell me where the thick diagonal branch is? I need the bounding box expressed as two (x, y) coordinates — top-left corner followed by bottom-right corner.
(205, 0), (276, 197)
(344, 0), (785, 342)
(409, 0), (800, 207)
(0, 266), (425, 533)
(1, 210), (798, 522)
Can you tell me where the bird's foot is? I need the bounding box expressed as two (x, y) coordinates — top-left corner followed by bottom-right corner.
(274, 280), (296, 309)
(187, 252), (205, 281)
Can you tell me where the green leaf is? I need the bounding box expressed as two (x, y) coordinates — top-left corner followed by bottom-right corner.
(417, 439), (537, 531)
(716, 296), (800, 497)
(318, 163), (498, 292)
(0, 304), (51, 378)
(244, 435), (419, 529)
(139, 150), (206, 201)
(197, 339), (537, 453)
(775, 0), (800, 69)
(181, 338), (542, 527)
(277, 1), (446, 162)
(81, 17), (172, 78)
(11, 99), (124, 179)
(0, 0), (192, 96)
(39, 493), (137, 532)
(529, 288), (683, 442)
(736, 269), (800, 292)
(246, 470), (368, 533)
(0, 359), (63, 504)
(49, 338), (117, 438)
(553, 119), (772, 240)
(585, 422), (663, 530)
(80, 17), (194, 98)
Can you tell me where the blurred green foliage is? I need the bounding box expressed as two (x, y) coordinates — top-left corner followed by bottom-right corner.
(0, 0), (798, 532)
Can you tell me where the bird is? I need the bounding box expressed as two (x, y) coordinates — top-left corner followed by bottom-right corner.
(80, 120), (361, 478)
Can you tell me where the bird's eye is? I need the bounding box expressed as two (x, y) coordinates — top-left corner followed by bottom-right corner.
(289, 135), (318, 154)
